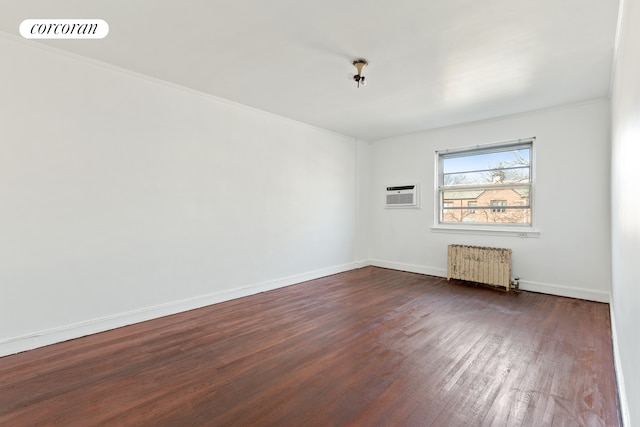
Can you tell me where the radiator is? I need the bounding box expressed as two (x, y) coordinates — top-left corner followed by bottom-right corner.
(447, 245), (512, 291)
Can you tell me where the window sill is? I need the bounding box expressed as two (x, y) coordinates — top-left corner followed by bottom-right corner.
(431, 225), (540, 238)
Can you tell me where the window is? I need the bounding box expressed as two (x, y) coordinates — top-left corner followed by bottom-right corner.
(491, 200), (506, 213)
(467, 201), (477, 213)
(436, 139), (533, 228)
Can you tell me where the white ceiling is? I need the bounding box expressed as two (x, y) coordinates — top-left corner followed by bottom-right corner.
(0, 0), (620, 140)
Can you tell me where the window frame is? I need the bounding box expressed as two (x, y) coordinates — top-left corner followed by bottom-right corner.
(432, 138), (539, 237)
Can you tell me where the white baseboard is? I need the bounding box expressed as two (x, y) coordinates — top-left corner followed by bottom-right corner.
(369, 259), (447, 278)
(610, 308), (631, 427)
(369, 259), (610, 303)
(0, 262), (363, 358)
(353, 259), (371, 269)
(518, 280), (610, 303)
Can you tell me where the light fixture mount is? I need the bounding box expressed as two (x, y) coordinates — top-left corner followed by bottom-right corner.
(353, 59), (368, 88)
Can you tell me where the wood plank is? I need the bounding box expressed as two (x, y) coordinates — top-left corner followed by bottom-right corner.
(0, 267), (620, 426)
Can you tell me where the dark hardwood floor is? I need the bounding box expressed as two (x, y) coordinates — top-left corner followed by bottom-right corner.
(0, 267), (619, 426)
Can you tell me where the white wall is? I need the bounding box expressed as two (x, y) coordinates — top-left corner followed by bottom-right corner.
(355, 139), (371, 262)
(370, 100), (612, 302)
(0, 35), (363, 355)
(611, 0), (640, 424)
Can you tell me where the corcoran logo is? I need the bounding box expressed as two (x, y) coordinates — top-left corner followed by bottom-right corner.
(20, 19), (109, 39)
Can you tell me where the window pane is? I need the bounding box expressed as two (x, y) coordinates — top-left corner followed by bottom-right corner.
(442, 147), (530, 185)
(443, 165), (530, 185)
(441, 207), (531, 224)
(443, 147), (530, 174)
(443, 188), (529, 205)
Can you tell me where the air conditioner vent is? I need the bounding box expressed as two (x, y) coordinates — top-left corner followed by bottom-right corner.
(386, 184), (418, 208)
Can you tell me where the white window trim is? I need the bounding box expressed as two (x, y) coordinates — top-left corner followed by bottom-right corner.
(432, 137), (539, 237)
(431, 224), (540, 238)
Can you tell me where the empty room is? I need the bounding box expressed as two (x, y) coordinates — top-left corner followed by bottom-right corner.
(1, 0), (638, 426)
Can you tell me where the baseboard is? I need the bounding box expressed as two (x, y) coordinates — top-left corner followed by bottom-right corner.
(610, 308), (631, 426)
(518, 280), (610, 303)
(0, 262), (363, 358)
(369, 259), (610, 303)
(353, 259), (371, 269)
(369, 259), (447, 278)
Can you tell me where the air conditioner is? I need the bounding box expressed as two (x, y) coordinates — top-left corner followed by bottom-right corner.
(385, 184), (418, 208)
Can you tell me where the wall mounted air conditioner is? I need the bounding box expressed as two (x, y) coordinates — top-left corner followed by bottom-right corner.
(385, 184), (419, 208)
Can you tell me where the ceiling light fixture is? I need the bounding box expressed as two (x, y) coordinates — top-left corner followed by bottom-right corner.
(353, 59), (368, 88)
